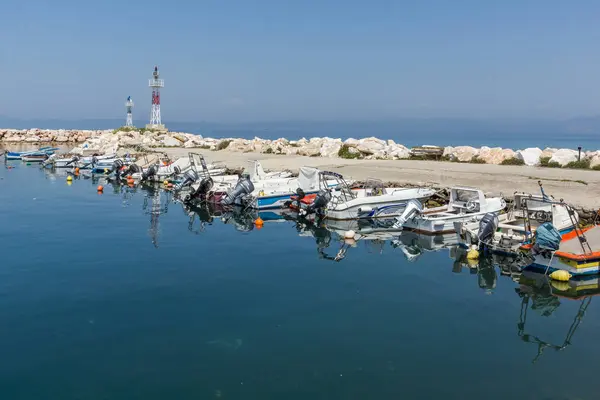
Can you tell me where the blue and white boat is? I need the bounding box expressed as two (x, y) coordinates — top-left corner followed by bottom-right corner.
(253, 167), (344, 210)
(5, 147), (59, 160)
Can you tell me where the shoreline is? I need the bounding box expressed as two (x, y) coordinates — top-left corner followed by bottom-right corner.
(158, 147), (600, 210)
(2, 127), (599, 210)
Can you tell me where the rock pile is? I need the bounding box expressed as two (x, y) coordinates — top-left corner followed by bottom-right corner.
(1, 128), (598, 169)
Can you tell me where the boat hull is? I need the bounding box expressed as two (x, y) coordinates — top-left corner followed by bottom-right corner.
(325, 197), (432, 220)
(403, 211), (494, 235)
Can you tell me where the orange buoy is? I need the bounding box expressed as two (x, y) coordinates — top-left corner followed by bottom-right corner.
(254, 217), (264, 227)
(97, 185), (104, 192)
(74, 167), (80, 173)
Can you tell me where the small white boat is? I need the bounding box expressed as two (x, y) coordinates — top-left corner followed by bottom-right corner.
(294, 171), (436, 220)
(21, 153), (49, 162)
(43, 153), (118, 168)
(394, 187), (506, 234)
(457, 188), (579, 254)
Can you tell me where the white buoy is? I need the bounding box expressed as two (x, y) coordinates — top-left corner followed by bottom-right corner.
(344, 230), (356, 239)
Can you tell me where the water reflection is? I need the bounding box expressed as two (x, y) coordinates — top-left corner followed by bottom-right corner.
(142, 184), (171, 248)
(32, 168), (600, 366)
(516, 270), (596, 363)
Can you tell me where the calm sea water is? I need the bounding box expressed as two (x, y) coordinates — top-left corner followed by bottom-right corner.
(1, 159), (600, 399)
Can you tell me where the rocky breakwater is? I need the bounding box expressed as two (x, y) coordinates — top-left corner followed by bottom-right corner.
(3, 128), (600, 170)
(0, 128), (101, 143)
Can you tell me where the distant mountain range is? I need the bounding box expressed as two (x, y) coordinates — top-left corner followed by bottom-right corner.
(1, 116), (598, 148)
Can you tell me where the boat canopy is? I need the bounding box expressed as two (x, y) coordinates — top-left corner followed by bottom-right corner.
(298, 167), (320, 191)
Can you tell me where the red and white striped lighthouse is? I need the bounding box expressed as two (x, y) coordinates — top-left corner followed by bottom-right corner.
(147, 66), (165, 129)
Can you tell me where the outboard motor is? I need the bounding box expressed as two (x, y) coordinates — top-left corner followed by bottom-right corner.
(66, 155), (79, 166)
(477, 212), (499, 245)
(300, 189), (332, 217)
(532, 222), (562, 254)
(194, 177), (214, 196)
(142, 163), (159, 181)
(222, 175), (255, 207)
(42, 153), (57, 167)
(111, 159), (125, 178)
(393, 199), (423, 229)
(175, 169), (199, 191)
(122, 163), (141, 177)
(172, 165), (182, 176)
(182, 177), (215, 204)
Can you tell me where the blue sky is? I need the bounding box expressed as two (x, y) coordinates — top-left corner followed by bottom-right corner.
(1, 0), (600, 122)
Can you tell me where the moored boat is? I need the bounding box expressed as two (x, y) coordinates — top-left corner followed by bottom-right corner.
(457, 186), (579, 255)
(294, 171), (436, 220)
(21, 153), (49, 162)
(394, 187), (506, 234)
(526, 225), (600, 277)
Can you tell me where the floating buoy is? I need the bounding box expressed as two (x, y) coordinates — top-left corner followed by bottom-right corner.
(103, 168), (108, 173)
(467, 245), (479, 260)
(127, 179), (134, 186)
(97, 185), (104, 192)
(126, 175), (132, 179)
(163, 180), (169, 186)
(66, 176), (73, 182)
(75, 167), (80, 173)
(550, 270), (572, 282)
(167, 183), (174, 188)
(344, 230), (356, 239)
(254, 217), (264, 227)
(550, 280), (571, 291)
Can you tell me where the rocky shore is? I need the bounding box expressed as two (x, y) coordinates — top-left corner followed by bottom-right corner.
(2, 127), (600, 169)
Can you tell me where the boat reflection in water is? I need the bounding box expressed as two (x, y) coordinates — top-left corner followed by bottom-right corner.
(515, 270), (596, 363)
(178, 200), (266, 234)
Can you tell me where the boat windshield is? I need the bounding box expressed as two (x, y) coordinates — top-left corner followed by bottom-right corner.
(453, 189), (479, 203)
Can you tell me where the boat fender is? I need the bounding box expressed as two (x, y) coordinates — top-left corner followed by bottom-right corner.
(549, 270), (572, 282)
(466, 245), (479, 260)
(344, 230), (356, 239)
(357, 206), (373, 215)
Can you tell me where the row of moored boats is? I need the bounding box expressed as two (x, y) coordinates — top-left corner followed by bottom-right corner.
(7, 148), (599, 279)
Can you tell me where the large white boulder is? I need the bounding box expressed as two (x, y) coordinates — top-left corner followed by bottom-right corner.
(478, 147), (516, 165)
(356, 137), (386, 155)
(319, 138), (342, 158)
(226, 139), (252, 152)
(297, 140), (322, 157)
(549, 149), (578, 166)
(444, 146), (479, 162)
(162, 136), (181, 147)
(516, 148), (542, 166)
(590, 154), (600, 169)
(344, 138), (360, 147)
(386, 143), (411, 159)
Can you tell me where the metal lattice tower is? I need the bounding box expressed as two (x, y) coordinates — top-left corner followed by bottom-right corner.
(125, 96), (134, 127)
(147, 66), (165, 130)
